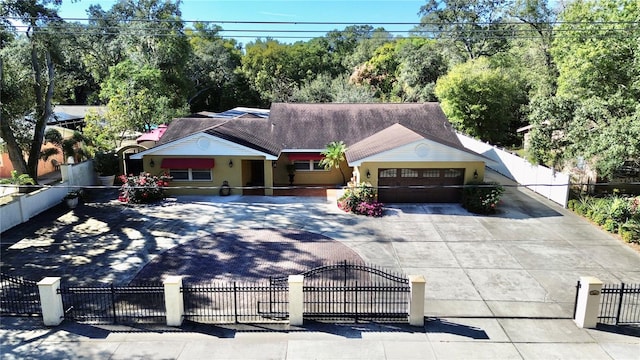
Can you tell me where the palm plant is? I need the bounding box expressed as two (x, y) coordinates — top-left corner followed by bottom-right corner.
(319, 141), (348, 185)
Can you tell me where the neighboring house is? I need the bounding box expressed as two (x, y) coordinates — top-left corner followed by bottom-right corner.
(0, 125), (72, 180)
(131, 103), (488, 203)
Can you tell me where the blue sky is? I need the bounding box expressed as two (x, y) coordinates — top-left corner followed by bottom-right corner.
(56, 0), (427, 44)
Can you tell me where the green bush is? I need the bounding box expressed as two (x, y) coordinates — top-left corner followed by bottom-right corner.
(462, 181), (505, 214)
(569, 195), (640, 244)
(620, 219), (640, 244)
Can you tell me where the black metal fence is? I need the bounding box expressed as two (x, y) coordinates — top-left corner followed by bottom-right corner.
(182, 281), (288, 324)
(280, 261), (410, 322)
(598, 283), (640, 326)
(0, 274), (41, 316)
(58, 283), (165, 324)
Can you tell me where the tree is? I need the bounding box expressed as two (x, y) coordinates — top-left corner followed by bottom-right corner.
(319, 141), (348, 185)
(186, 22), (252, 111)
(100, 60), (188, 134)
(435, 57), (528, 145)
(526, 0), (640, 179)
(0, 0), (61, 181)
(417, 0), (512, 61)
(395, 38), (448, 102)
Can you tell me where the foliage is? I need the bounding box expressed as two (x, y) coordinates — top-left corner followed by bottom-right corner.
(42, 129), (93, 164)
(462, 181), (505, 214)
(435, 57), (528, 145)
(417, 0), (512, 61)
(93, 151), (119, 176)
(319, 141), (348, 184)
(0, 170), (36, 185)
(63, 190), (80, 200)
(118, 173), (171, 204)
(337, 182), (384, 217)
(526, 0), (640, 179)
(100, 60), (188, 133)
(568, 193), (640, 244)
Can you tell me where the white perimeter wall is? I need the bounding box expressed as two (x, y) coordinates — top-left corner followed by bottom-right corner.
(0, 161), (96, 233)
(457, 133), (570, 208)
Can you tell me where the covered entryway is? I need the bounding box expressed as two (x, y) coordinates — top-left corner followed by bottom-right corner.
(242, 160), (265, 195)
(377, 168), (465, 203)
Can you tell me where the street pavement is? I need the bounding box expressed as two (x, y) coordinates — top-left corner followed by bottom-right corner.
(1, 171), (639, 359)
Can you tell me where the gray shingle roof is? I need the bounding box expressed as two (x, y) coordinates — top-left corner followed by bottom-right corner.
(158, 103), (468, 160)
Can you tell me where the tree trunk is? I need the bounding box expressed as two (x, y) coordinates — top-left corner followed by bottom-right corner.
(25, 45), (55, 183)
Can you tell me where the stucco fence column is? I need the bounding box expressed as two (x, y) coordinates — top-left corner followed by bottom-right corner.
(164, 276), (184, 326)
(574, 276), (603, 328)
(408, 275), (426, 326)
(38, 277), (64, 326)
(288, 275), (304, 326)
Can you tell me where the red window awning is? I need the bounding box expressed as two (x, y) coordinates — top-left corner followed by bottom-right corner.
(160, 158), (215, 169)
(287, 153), (324, 161)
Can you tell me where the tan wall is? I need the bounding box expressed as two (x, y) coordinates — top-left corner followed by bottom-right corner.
(358, 161), (486, 188)
(272, 157), (352, 186)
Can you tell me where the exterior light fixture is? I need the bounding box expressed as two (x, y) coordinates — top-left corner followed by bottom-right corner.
(149, 159), (155, 168)
(228, 159), (234, 168)
(272, 161), (277, 168)
(473, 170), (478, 179)
(366, 169), (371, 179)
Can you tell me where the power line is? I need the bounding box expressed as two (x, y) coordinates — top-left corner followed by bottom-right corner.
(3, 16), (640, 26)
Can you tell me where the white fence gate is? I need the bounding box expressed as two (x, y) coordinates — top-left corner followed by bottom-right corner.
(457, 133), (570, 208)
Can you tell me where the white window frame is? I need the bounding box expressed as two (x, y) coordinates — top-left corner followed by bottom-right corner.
(169, 168), (212, 181)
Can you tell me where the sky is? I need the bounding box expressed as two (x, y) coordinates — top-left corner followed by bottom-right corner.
(55, 0), (427, 45)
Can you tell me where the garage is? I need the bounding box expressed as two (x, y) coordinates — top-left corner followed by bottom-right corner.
(377, 168), (465, 203)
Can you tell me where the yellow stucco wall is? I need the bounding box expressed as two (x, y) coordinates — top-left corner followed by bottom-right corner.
(143, 156), (254, 196)
(271, 157), (352, 186)
(357, 161), (486, 187)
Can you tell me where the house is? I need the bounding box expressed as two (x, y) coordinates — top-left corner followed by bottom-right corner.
(130, 103), (488, 203)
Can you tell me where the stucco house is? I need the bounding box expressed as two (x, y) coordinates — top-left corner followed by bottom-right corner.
(131, 103), (488, 203)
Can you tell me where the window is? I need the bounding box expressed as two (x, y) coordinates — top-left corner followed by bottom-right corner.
(401, 169), (419, 177)
(379, 169), (396, 178)
(169, 168), (212, 181)
(293, 160), (327, 171)
(444, 169), (463, 178)
(423, 170), (440, 177)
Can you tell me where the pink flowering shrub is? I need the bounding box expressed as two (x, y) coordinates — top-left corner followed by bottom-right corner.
(118, 173), (171, 204)
(337, 182), (384, 217)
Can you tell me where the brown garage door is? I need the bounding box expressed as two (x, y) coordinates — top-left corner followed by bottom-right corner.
(378, 168), (465, 203)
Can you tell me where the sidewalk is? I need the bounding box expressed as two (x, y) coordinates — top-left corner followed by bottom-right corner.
(1, 317), (638, 359)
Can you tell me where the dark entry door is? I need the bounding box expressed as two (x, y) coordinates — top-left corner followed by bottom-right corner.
(244, 160), (265, 195)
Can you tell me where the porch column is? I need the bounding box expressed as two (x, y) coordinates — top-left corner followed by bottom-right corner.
(264, 161), (274, 196)
(574, 276), (603, 328)
(408, 275), (426, 327)
(288, 275), (304, 326)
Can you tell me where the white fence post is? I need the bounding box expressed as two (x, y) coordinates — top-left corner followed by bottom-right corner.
(164, 276), (184, 326)
(574, 276), (603, 328)
(288, 275), (304, 326)
(37, 277), (64, 326)
(408, 275), (426, 326)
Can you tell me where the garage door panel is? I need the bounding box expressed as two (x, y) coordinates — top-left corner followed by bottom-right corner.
(378, 168), (464, 203)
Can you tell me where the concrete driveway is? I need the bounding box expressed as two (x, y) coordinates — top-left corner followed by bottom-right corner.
(1, 172), (639, 321)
